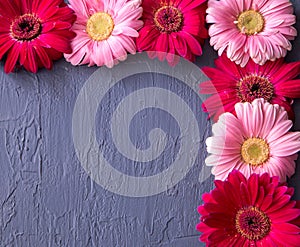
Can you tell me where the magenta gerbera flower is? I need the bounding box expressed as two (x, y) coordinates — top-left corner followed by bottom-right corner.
(207, 0), (297, 67)
(197, 170), (300, 246)
(200, 54), (300, 121)
(206, 99), (300, 182)
(136, 0), (208, 64)
(0, 0), (75, 73)
(64, 0), (143, 68)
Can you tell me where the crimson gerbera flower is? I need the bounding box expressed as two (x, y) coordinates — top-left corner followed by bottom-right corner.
(200, 54), (300, 121)
(197, 170), (300, 246)
(0, 0), (76, 73)
(136, 0), (208, 64)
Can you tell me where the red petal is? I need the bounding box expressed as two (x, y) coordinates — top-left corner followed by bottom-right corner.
(0, 35), (15, 59)
(179, 0), (206, 12)
(23, 46), (38, 73)
(275, 79), (300, 98)
(269, 231), (300, 247)
(35, 46), (52, 70)
(4, 43), (21, 73)
(267, 195), (292, 214)
(272, 61), (300, 83)
(173, 33), (187, 57)
(0, 18), (10, 33)
(272, 223), (300, 234)
(155, 33), (168, 61)
(39, 33), (72, 53)
(19, 42), (28, 66)
(207, 229), (233, 244)
(179, 31), (203, 56)
(0, 0), (18, 19)
(137, 26), (159, 51)
(269, 208), (300, 222)
(35, 0), (62, 17)
(239, 182), (251, 205)
(214, 54), (243, 79)
(45, 47), (62, 61)
(248, 173), (259, 205)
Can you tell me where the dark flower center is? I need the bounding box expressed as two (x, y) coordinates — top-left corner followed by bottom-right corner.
(235, 206), (271, 241)
(154, 6), (183, 33)
(237, 74), (274, 102)
(10, 14), (42, 41)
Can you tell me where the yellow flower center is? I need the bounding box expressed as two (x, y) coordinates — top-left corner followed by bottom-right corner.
(241, 138), (269, 166)
(237, 10), (264, 35)
(86, 12), (114, 41)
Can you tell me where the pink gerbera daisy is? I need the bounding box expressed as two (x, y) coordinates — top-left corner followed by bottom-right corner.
(0, 0), (75, 73)
(205, 99), (300, 182)
(64, 0), (143, 68)
(136, 0), (208, 64)
(197, 170), (300, 246)
(206, 0), (297, 67)
(200, 54), (300, 121)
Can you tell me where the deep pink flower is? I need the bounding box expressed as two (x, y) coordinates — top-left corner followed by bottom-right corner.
(206, 0), (297, 67)
(136, 0), (208, 64)
(206, 99), (300, 182)
(64, 0), (143, 68)
(0, 0), (76, 73)
(200, 54), (300, 121)
(197, 170), (300, 246)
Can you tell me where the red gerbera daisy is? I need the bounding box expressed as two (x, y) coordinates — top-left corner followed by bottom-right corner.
(0, 0), (76, 73)
(200, 54), (300, 121)
(197, 170), (300, 246)
(136, 0), (208, 64)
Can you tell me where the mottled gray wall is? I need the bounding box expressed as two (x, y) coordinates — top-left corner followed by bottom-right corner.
(0, 1), (300, 247)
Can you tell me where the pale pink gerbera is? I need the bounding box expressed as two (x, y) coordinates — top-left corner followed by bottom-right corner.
(206, 0), (297, 67)
(205, 98), (300, 182)
(64, 0), (143, 68)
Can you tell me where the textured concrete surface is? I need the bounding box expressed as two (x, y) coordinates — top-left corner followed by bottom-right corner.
(0, 1), (300, 246)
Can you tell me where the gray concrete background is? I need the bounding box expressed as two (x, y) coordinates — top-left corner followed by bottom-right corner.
(0, 0), (300, 246)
